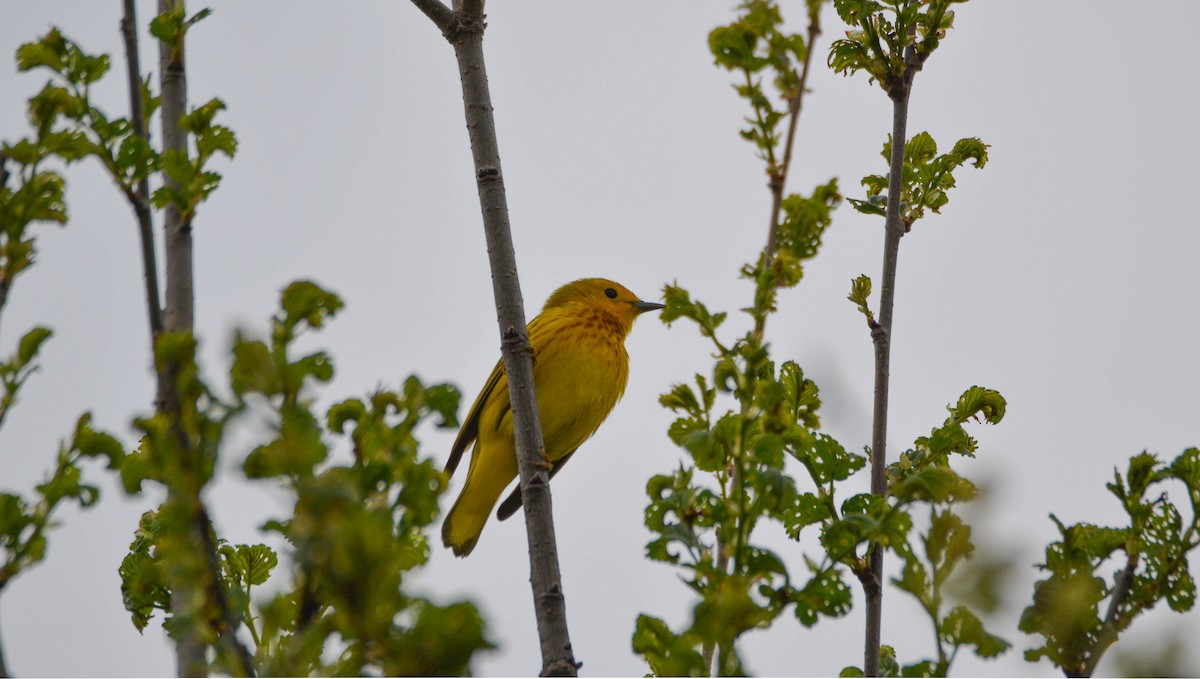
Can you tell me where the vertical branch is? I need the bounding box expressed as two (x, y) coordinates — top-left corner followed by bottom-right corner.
(153, 3), (253, 676)
(863, 36), (921, 679)
(158, 0), (193, 336)
(120, 0), (164, 342)
(1079, 553), (1138, 677)
(0, 151), (11, 327)
(0, 617), (9, 679)
(762, 15), (822, 269)
(155, 1), (206, 670)
(709, 11), (824, 676)
(410, 1), (577, 675)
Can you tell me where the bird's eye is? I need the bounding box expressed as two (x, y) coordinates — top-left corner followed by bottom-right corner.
(604, 288), (617, 299)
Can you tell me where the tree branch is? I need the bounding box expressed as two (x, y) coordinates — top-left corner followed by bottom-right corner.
(0, 617), (10, 679)
(120, 0), (164, 342)
(154, 3), (253, 675)
(411, 1), (577, 675)
(1079, 553), (1138, 677)
(763, 14), (822, 268)
(864, 26), (922, 679)
(156, 1), (206, 672)
(410, 0), (452, 33)
(0, 151), (10, 330)
(158, 0), (193, 337)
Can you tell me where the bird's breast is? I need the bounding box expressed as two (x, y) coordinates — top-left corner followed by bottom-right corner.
(529, 311), (630, 459)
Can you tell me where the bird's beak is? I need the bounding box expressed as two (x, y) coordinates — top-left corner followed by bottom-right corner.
(632, 300), (666, 313)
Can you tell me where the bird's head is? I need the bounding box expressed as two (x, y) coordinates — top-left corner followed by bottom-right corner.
(543, 278), (664, 329)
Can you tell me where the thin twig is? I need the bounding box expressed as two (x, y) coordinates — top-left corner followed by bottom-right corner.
(1078, 553), (1137, 677)
(709, 13), (826, 677)
(120, 0), (164, 342)
(863, 22), (922, 679)
(763, 15), (822, 268)
(0, 621), (8, 679)
(410, 0), (452, 32)
(410, 1), (577, 675)
(0, 151), (11, 329)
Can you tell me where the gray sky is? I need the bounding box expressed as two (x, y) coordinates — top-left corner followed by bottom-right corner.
(3, 1), (1199, 676)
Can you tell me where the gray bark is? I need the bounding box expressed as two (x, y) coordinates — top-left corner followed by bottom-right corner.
(152, 4), (252, 676)
(121, 0), (164, 343)
(863, 39), (921, 679)
(410, 1), (577, 675)
(155, 2), (205, 673)
(158, 0), (193, 336)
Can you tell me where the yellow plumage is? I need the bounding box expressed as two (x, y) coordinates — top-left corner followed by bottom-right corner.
(441, 278), (663, 557)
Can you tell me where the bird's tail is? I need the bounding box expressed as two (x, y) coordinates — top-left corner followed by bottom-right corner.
(441, 473), (507, 557)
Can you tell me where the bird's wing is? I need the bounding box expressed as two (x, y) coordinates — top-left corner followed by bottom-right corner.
(495, 447), (578, 521)
(444, 358), (506, 475)
(448, 312), (548, 475)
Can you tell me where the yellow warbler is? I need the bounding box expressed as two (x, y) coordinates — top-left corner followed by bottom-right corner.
(441, 278), (663, 557)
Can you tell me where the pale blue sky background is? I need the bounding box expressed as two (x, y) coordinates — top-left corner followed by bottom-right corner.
(2, 1), (1198, 676)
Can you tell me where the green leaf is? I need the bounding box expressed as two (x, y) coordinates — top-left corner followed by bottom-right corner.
(384, 600), (494, 676)
(243, 409), (328, 479)
(632, 614), (708, 677)
(280, 280), (344, 332)
(781, 491), (830, 539)
(692, 573), (769, 644)
(942, 605), (1010, 658)
(1166, 447), (1200, 494)
(229, 335), (276, 396)
(793, 565), (853, 626)
(949, 386), (1006, 426)
(793, 432), (865, 485)
(220, 543), (278, 587)
(848, 274), (875, 325)
(660, 282), (727, 337)
(16, 327), (53, 367)
(70, 413), (125, 470)
(660, 380), (703, 415)
(891, 466), (977, 504)
(16, 31), (68, 73)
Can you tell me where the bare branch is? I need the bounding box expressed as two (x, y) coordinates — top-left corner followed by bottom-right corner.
(863, 31), (922, 679)
(0, 617), (10, 678)
(154, 2), (253, 674)
(120, 0), (165, 343)
(410, 0), (453, 33)
(413, 1), (576, 674)
(158, 0), (193, 336)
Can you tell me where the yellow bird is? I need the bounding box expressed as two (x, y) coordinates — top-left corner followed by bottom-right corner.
(441, 278), (663, 557)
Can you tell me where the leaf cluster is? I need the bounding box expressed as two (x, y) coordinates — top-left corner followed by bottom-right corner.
(834, 387), (1009, 675)
(638, 2), (1014, 674)
(114, 281), (493, 676)
(1, 86), (81, 315)
(14, 27), (235, 224)
(643, 202), (861, 673)
(828, 0), (965, 93)
(641, 8), (859, 661)
(1, 414), (122, 591)
(1020, 448), (1200, 676)
(849, 131), (987, 226)
(1, 82), (125, 601)
(708, 0), (820, 181)
(647, 306), (1011, 675)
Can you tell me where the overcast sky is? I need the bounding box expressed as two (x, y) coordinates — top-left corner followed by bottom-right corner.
(2, 1), (1199, 676)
